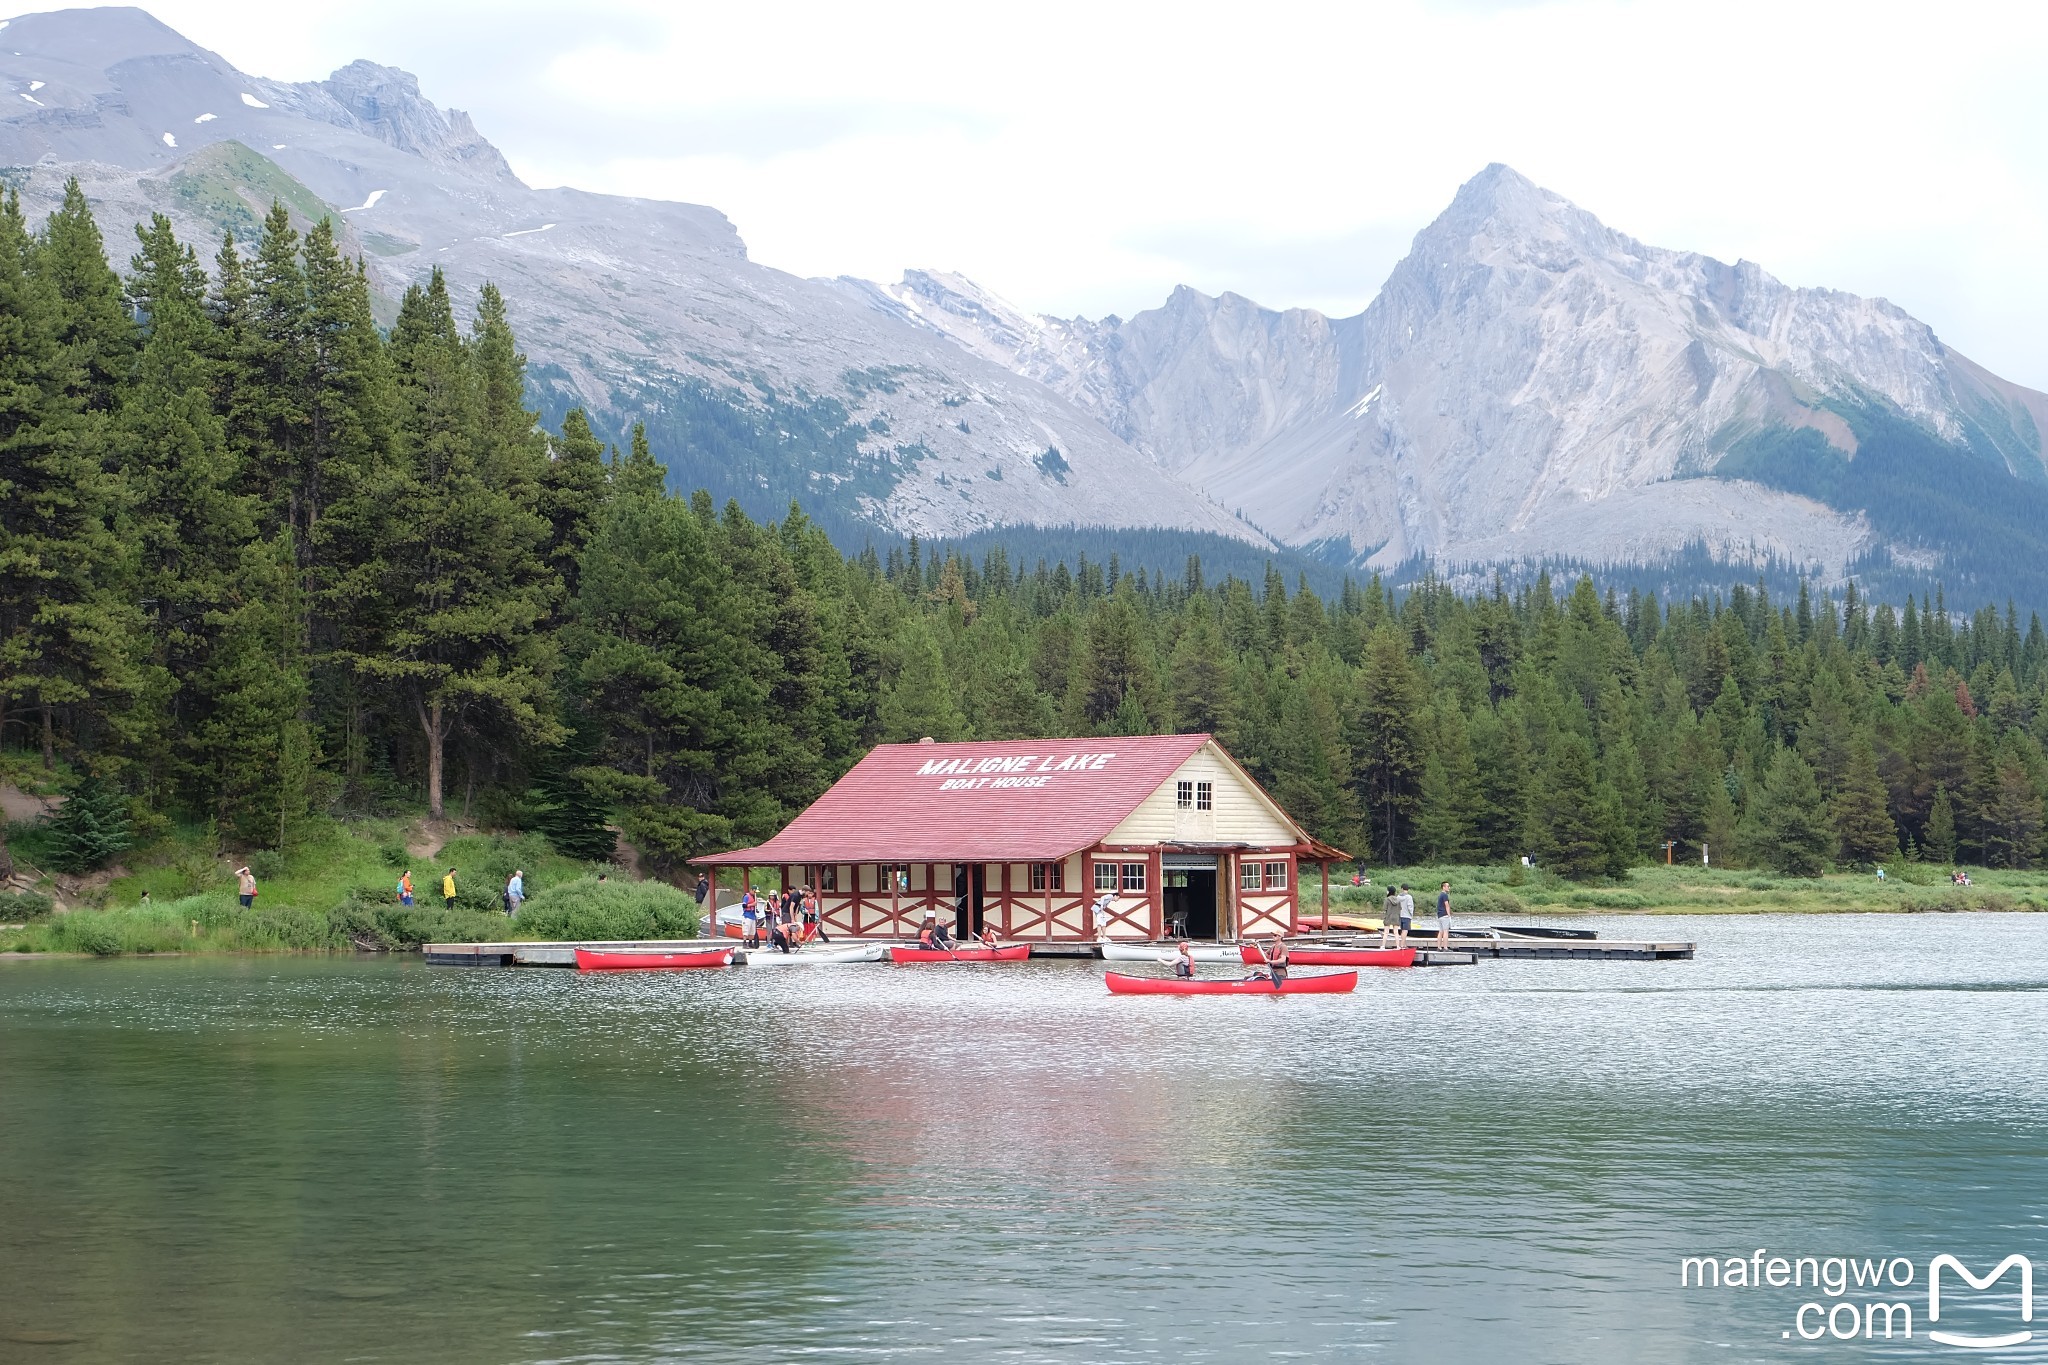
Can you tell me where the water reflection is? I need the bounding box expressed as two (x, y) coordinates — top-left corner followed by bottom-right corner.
(0, 915), (2044, 1362)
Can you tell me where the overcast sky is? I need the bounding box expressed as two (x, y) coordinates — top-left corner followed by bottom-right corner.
(54, 0), (2048, 387)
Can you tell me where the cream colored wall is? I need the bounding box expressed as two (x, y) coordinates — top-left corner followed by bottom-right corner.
(1106, 743), (1300, 846)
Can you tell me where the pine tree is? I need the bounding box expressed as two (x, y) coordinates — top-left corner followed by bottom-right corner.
(340, 271), (560, 818)
(1830, 735), (1898, 865)
(1351, 624), (1425, 864)
(1168, 605), (1233, 734)
(1751, 747), (1833, 877)
(540, 408), (610, 599)
(0, 190), (135, 770)
(1413, 699), (1483, 862)
(878, 616), (967, 742)
(1535, 733), (1615, 881)
(34, 179), (135, 417)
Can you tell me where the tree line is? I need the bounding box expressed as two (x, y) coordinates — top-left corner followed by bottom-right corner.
(4, 187), (2046, 881)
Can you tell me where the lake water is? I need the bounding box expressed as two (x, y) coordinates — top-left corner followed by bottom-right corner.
(2, 915), (2045, 1363)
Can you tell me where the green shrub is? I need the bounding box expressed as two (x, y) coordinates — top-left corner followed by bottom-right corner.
(0, 890), (54, 922)
(244, 849), (288, 883)
(328, 889), (506, 949)
(56, 914), (123, 956)
(515, 877), (699, 941)
(379, 842), (410, 869)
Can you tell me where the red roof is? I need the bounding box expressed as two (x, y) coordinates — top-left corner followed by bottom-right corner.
(696, 734), (1218, 865)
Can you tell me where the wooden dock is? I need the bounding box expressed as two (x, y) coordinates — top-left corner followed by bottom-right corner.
(423, 931), (1692, 968)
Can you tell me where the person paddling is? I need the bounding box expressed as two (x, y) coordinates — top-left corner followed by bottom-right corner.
(917, 911), (953, 953)
(1264, 935), (1290, 989)
(978, 923), (1004, 949)
(1173, 939), (1197, 979)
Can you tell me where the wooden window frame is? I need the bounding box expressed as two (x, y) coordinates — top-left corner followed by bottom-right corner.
(1120, 862), (1147, 893)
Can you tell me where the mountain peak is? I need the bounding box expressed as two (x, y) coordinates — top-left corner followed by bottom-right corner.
(1, 6), (200, 63)
(297, 58), (521, 185)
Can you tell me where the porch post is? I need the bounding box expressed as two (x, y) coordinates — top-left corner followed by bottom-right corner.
(1321, 859), (1330, 929)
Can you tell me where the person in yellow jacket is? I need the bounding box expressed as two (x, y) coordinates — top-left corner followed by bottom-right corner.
(442, 868), (457, 911)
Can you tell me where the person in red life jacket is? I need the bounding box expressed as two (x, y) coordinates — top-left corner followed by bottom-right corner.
(978, 922), (1003, 948)
(1173, 940), (1198, 979)
(917, 912), (950, 952)
(1249, 936), (1289, 986)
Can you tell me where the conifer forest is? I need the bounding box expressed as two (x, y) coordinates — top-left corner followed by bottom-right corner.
(4, 186), (2047, 884)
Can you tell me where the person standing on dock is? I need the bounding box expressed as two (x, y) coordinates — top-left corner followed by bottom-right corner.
(1382, 884), (1403, 948)
(1398, 885), (1415, 947)
(442, 868), (457, 911)
(1436, 881), (1452, 951)
(693, 872), (710, 907)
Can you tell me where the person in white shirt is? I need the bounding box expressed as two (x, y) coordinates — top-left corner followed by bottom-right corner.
(1091, 892), (1116, 940)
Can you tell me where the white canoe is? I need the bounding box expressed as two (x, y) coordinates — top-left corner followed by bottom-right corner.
(739, 944), (887, 965)
(1100, 942), (1244, 964)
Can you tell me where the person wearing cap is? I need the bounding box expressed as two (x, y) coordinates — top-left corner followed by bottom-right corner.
(1173, 939), (1198, 979)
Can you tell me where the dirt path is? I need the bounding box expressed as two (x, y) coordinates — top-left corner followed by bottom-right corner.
(0, 783), (58, 824)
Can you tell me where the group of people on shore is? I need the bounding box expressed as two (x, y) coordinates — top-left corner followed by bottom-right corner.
(1380, 880), (1453, 950)
(390, 867), (525, 915)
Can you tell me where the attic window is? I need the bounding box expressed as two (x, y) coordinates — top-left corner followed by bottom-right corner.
(1196, 781), (1212, 811)
(1176, 780), (1193, 809)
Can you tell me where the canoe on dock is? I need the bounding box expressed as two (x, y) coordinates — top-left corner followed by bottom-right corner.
(1239, 945), (1415, 968)
(1100, 942), (1244, 964)
(574, 947), (736, 971)
(1105, 970), (1358, 996)
(887, 944), (1033, 963)
(740, 944), (887, 965)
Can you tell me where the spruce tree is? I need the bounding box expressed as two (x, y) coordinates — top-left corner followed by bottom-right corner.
(878, 616), (967, 742)
(35, 179), (135, 416)
(1751, 747), (1833, 877)
(1168, 604), (1233, 734)
(44, 773), (132, 873)
(1831, 735), (1898, 865)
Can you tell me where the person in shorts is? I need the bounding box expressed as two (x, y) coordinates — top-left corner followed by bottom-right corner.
(1436, 881), (1452, 950)
(1382, 884), (1403, 947)
(1398, 885), (1415, 946)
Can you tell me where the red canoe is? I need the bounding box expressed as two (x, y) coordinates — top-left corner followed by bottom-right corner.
(574, 947), (736, 971)
(887, 944), (1033, 963)
(1238, 945), (1415, 968)
(1105, 970), (1358, 996)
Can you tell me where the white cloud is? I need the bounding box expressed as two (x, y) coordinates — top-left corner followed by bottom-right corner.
(87, 0), (2048, 386)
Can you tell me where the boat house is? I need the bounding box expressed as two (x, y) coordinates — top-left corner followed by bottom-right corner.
(694, 734), (1347, 942)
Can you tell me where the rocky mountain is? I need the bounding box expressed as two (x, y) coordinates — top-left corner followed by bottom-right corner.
(10, 7), (2048, 595)
(0, 6), (1262, 548)
(857, 166), (2048, 584)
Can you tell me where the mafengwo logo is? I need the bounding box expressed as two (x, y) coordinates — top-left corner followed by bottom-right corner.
(1679, 1250), (2033, 1347)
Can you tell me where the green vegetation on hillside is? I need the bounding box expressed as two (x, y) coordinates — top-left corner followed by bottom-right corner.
(157, 141), (332, 241)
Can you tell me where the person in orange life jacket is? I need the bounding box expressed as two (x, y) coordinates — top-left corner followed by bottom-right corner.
(917, 911), (953, 952)
(398, 870), (414, 907)
(978, 923), (1004, 948)
(1250, 936), (1288, 986)
(1174, 939), (1198, 979)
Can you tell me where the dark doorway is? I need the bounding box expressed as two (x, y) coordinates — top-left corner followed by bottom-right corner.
(952, 864), (985, 939)
(1163, 869), (1218, 939)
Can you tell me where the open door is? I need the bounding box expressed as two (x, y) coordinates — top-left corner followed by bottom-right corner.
(952, 863), (985, 939)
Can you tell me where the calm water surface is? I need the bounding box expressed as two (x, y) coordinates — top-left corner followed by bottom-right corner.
(2, 914), (2045, 1363)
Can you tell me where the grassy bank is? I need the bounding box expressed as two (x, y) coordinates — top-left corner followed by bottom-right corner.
(0, 814), (699, 956)
(1326, 862), (2048, 917)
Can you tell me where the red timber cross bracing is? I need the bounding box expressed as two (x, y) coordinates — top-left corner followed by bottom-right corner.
(693, 734), (1348, 942)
